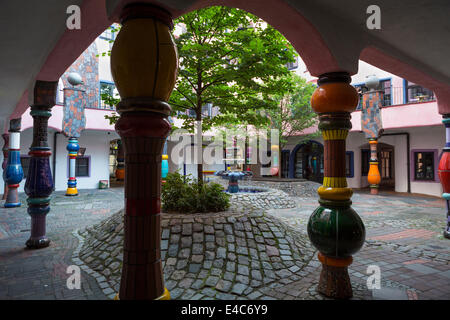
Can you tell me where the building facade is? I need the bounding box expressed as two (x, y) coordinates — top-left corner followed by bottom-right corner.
(283, 59), (444, 197)
(0, 31), (119, 194)
(0, 29), (443, 198)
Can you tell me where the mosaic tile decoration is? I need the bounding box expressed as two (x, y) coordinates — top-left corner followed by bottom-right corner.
(61, 42), (99, 109)
(361, 90), (384, 139)
(63, 88), (86, 138)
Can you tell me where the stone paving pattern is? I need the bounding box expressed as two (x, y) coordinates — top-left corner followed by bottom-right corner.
(226, 186), (296, 211)
(1, 181), (449, 300)
(78, 209), (321, 300)
(0, 189), (124, 299)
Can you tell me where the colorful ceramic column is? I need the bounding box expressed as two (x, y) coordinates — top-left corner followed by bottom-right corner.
(270, 144), (279, 176)
(115, 140), (124, 181)
(438, 115), (450, 239)
(111, 3), (178, 300)
(162, 139), (169, 183)
(66, 137), (80, 196)
(368, 139), (381, 194)
(307, 72), (365, 299)
(2, 133), (9, 200)
(4, 119), (24, 207)
(25, 80), (58, 249)
(361, 75), (383, 194)
(62, 77), (86, 196)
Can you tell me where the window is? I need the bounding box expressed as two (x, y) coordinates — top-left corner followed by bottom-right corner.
(380, 150), (393, 179)
(202, 104), (213, 118)
(354, 79), (392, 109)
(380, 79), (392, 106)
(100, 28), (115, 41)
(100, 81), (116, 110)
(361, 149), (370, 176)
(20, 156), (31, 179)
(56, 78), (64, 105)
(286, 56), (298, 70)
(76, 156), (90, 177)
(345, 151), (354, 178)
(413, 151), (435, 181)
(188, 109), (196, 118)
(405, 81), (435, 103)
(355, 85), (368, 110)
(100, 26), (116, 49)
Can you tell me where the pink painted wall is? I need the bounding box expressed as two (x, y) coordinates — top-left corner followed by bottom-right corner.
(21, 105), (116, 133)
(350, 101), (441, 132)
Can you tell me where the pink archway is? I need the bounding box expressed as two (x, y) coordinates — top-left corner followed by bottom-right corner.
(9, 0), (450, 119)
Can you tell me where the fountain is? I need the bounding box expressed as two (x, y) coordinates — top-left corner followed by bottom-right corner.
(214, 170), (253, 193)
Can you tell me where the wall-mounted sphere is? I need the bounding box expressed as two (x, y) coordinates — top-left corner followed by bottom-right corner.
(365, 74), (380, 91)
(67, 73), (83, 86)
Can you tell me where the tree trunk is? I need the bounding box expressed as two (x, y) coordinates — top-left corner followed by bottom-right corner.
(197, 163), (203, 184)
(196, 109), (203, 184)
(243, 135), (248, 171)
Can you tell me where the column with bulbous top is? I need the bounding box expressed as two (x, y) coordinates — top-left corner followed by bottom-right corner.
(307, 72), (365, 299)
(438, 115), (450, 239)
(25, 80), (57, 249)
(361, 78), (383, 195)
(4, 119), (24, 207)
(111, 3), (178, 300)
(2, 133), (9, 200)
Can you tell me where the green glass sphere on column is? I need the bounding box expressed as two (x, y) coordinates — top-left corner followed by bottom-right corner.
(307, 205), (365, 258)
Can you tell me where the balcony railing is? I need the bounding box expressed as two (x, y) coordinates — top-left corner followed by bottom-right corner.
(87, 102), (116, 111)
(356, 86), (436, 110)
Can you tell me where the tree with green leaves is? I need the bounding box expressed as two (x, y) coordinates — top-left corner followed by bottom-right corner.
(267, 74), (318, 152)
(169, 6), (296, 180)
(103, 6), (298, 181)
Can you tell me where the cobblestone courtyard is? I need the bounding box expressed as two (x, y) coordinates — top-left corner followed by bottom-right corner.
(0, 182), (449, 300)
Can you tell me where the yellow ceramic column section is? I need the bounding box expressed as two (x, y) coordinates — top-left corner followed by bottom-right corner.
(318, 127), (353, 202)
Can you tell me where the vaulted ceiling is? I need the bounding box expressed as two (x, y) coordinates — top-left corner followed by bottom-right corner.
(0, 0), (449, 133)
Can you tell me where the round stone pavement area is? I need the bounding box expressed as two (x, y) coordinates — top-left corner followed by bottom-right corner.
(76, 208), (322, 300)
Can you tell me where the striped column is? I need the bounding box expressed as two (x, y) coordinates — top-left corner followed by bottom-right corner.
(2, 133), (9, 200)
(24, 80), (57, 249)
(438, 115), (450, 239)
(111, 3), (178, 300)
(307, 72), (365, 299)
(66, 137), (79, 196)
(4, 119), (24, 207)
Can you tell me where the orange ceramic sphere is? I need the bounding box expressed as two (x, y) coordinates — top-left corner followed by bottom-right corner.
(311, 82), (359, 113)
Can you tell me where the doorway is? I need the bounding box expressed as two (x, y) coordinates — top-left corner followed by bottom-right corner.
(293, 141), (324, 183)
